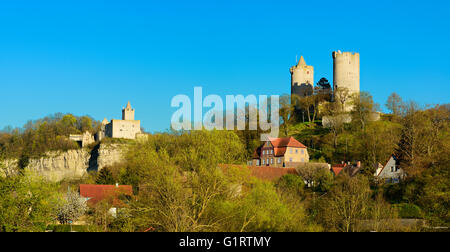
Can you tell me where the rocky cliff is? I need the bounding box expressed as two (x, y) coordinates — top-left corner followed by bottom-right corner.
(1, 143), (125, 181)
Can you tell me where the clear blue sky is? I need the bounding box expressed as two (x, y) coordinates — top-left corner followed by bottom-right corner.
(1, 0), (449, 132)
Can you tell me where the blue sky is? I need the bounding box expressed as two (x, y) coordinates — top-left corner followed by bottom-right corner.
(0, 0), (449, 132)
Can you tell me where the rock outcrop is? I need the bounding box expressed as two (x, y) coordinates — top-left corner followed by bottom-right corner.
(0, 143), (126, 182)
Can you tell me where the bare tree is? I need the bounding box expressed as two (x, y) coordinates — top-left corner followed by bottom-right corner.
(334, 87), (350, 112)
(386, 92), (404, 116)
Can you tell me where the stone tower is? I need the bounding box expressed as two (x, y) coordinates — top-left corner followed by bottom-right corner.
(122, 101), (135, 121)
(290, 56), (314, 97)
(332, 51), (360, 95)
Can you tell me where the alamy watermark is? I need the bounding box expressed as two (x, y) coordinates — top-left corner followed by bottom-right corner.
(170, 87), (279, 140)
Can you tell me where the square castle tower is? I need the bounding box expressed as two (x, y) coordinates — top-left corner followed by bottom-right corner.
(100, 101), (141, 140)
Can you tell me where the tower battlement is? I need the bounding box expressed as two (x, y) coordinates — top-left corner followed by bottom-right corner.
(122, 101), (135, 121)
(332, 50), (360, 94)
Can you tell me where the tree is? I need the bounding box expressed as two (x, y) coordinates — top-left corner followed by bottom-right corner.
(350, 91), (376, 130)
(96, 167), (116, 185)
(279, 94), (294, 136)
(356, 120), (402, 174)
(334, 87), (350, 112)
(386, 92), (404, 116)
(56, 190), (87, 224)
(316, 77), (331, 90)
(0, 172), (61, 232)
(317, 174), (371, 232)
(296, 163), (333, 192)
(297, 95), (316, 123)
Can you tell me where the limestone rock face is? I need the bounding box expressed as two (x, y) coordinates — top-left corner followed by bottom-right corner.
(1, 143), (126, 182)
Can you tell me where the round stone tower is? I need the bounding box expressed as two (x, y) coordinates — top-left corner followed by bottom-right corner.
(332, 51), (360, 95)
(290, 56), (314, 97)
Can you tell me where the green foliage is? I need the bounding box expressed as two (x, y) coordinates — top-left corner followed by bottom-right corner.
(46, 224), (91, 232)
(0, 172), (62, 232)
(0, 113), (100, 160)
(96, 167), (116, 185)
(276, 174), (305, 196)
(394, 203), (423, 219)
(211, 180), (312, 232)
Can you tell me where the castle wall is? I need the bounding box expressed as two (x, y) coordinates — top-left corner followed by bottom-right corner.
(111, 119), (141, 139)
(332, 51), (360, 95)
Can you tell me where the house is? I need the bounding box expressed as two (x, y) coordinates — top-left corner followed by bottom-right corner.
(374, 155), (406, 183)
(251, 136), (309, 167)
(79, 184), (133, 217)
(331, 161), (361, 177)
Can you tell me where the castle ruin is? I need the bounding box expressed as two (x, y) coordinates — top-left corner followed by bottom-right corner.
(290, 51), (360, 111)
(97, 101), (142, 140)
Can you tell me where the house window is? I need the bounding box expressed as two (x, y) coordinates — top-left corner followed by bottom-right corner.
(295, 149), (298, 154)
(266, 159), (269, 165)
(262, 159), (265, 165)
(270, 149), (273, 154)
(391, 167), (394, 172)
(256, 160), (260, 166)
(301, 149), (304, 154)
(277, 158), (281, 164)
(290, 149), (293, 154)
(271, 158), (273, 164)
(289, 158), (293, 162)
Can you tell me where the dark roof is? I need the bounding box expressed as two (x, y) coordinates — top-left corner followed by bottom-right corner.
(79, 184), (132, 207)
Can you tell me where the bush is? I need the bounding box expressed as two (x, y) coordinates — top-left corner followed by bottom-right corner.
(47, 224), (90, 232)
(394, 203), (423, 219)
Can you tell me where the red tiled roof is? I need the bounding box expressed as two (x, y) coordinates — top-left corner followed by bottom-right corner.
(268, 137), (307, 148)
(218, 164), (297, 181)
(253, 137), (307, 158)
(331, 167), (344, 176)
(79, 184), (132, 207)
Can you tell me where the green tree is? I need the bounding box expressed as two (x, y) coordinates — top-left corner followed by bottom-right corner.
(0, 172), (62, 232)
(96, 167), (116, 185)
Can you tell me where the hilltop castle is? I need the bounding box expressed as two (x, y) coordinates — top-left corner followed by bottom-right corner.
(290, 51), (360, 111)
(97, 101), (142, 140)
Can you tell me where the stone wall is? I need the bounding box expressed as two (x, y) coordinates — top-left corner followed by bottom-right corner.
(0, 143), (126, 182)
